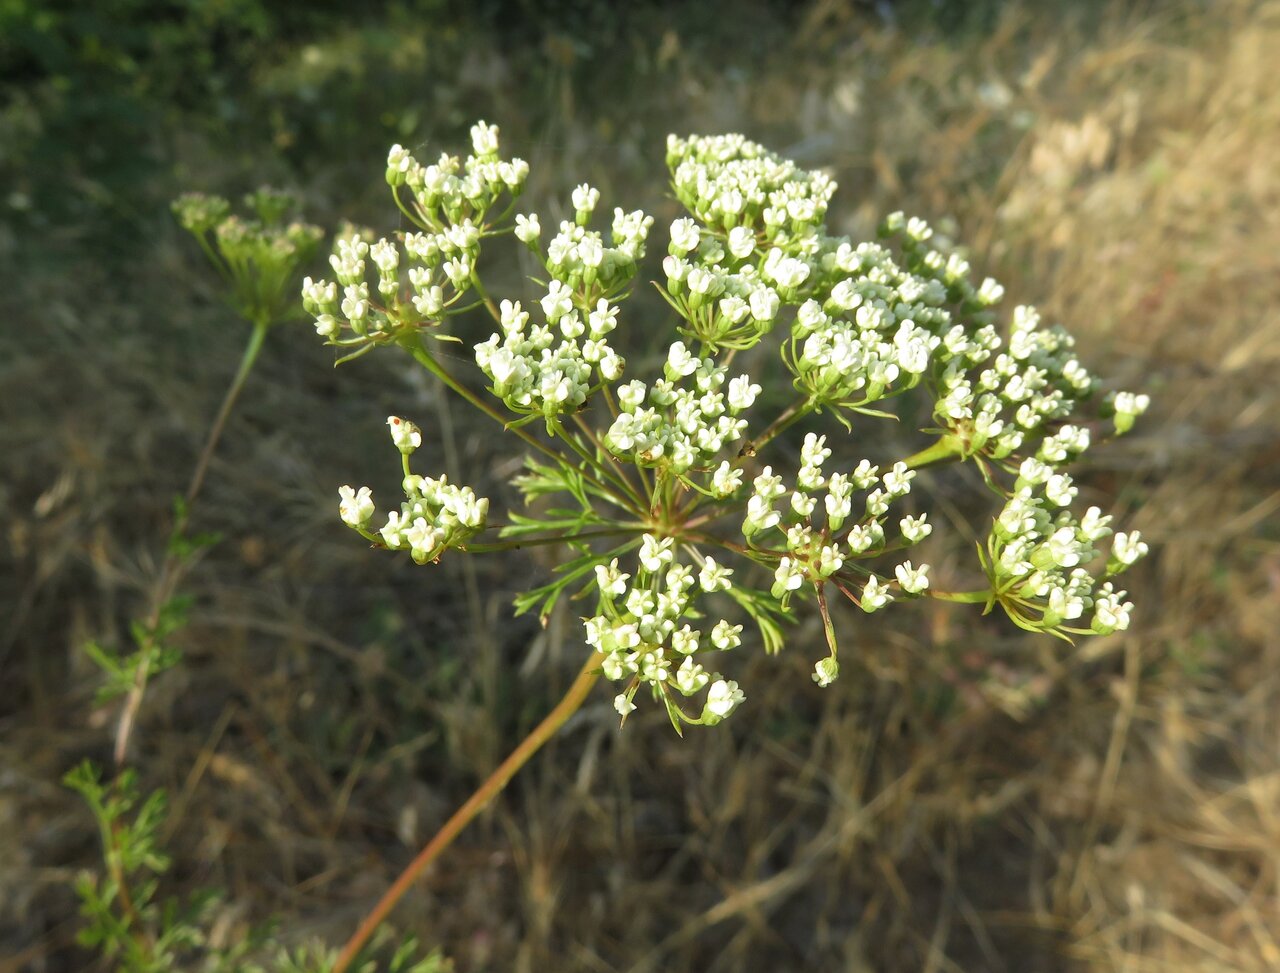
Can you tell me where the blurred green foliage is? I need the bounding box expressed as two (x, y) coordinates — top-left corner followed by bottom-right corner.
(0, 0), (849, 258)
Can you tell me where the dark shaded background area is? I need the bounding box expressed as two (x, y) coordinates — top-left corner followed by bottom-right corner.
(3, 1), (1278, 970)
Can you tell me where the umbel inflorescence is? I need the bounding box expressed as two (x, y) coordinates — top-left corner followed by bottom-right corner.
(302, 122), (1149, 731)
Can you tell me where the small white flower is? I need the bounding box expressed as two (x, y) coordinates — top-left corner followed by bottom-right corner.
(709, 620), (743, 651)
(663, 255), (690, 286)
(976, 277), (1004, 305)
(752, 466), (787, 501)
(674, 656), (710, 695)
(791, 491), (817, 517)
(1079, 506), (1113, 542)
(672, 625), (700, 655)
(639, 534), (675, 572)
(387, 416), (422, 454)
(572, 183), (600, 217)
(1112, 390), (1151, 434)
(850, 460), (879, 489)
(771, 557), (806, 598)
(386, 144), (415, 185)
(711, 461), (743, 497)
(861, 574), (893, 612)
(541, 280), (574, 323)
(727, 225), (756, 259)
(894, 561), (930, 594)
(749, 285), (780, 323)
(817, 545), (844, 577)
(470, 120), (500, 155)
(669, 217), (700, 253)
(588, 299), (618, 337)
(882, 462), (915, 497)
(379, 511), (405, 548)
(1017, 458), (1051, 486)
(404, 517), (442, 561)
(665, 341), (698, 378)
(824, 473), (852, 528)
(900, 514), (931, 543)
(719, 295), (750, 324)
(698, 557), (733, 592)
(1045, 474), (1077, 507)
(865, 489), (889, 518)
(702, 679), (745, 721)
(514, 213), (541, 245)
(338, 485), (375, 528)
(1091, 583), (1133, 634)
(452, 492), (488, 528)
(614, 693), (637, 717)
(1044, 526), (1083, 568)
(1111, 531), (1149, 567)
(727, 375), (761, 411)
(812, 656), (839, 687)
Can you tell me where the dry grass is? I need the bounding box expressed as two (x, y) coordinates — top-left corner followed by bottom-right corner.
(3, 1), (1279, 971)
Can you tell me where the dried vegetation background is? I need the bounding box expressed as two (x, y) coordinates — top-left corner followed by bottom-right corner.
(2, 1), (1278, 970)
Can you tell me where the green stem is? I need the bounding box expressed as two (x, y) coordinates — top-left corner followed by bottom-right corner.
(331, 652), (605, 973)
(468, 271), (502, 324)
(553, 419), (646, 513)
(572, 413), (647, 510)
(195, 233), (232, 285)
(746, 398), (813, 459)
(929, 588), (992, 604)
(815, 584), (839, 659)
(185, 320), (270, 506)
(902, 434), (965, 470)
(104, 817), (155, 958)
(114, 320), (270, 767)
(400, 337), (577, 474)
(391, 185), (431, 232)
(464, 527), (643, 553)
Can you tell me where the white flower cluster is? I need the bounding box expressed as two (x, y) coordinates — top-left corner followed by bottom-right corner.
(302, 122), (529, 347)
(657, 134), (838, 352)
(709, 431), (940, 687)
(314, 122), (1153, 732)
(476, 184), (653, 423)
(667, 133), (837, 242)
(738, 433), (931, 606)
(985, 457), (1148, 634)
(603, 340), (760, 475)
(785, 261), (951, 418)
(660, 138), (1145, 466)
(881, 214), (1150, 455)
(337, 417), (489, 565)
(388, 121), (529, 224)
(586, 537), (745, 726)
(515, 192), (654, 298)
(661, 241), (786, 351)
(474, 294), (624, 422)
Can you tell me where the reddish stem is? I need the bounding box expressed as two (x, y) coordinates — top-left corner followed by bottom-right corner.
(332, 652), (605, 973)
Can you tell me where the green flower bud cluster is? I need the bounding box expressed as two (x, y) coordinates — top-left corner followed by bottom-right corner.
(173, 188), (323, 327)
